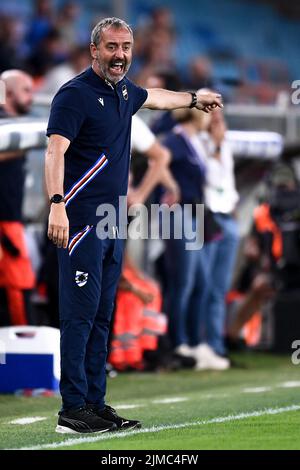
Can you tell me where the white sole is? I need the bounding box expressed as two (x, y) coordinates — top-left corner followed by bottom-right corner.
(55, 425), (111, 434)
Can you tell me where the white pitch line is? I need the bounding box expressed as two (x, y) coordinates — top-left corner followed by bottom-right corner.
(113, 404), (144, 410)
(278, 381), (300, 388)
(202, 393), (229, 399)
(9, 417), (46, 425)
(14, 404), (300, 450)
(242, 387), (272, 393)
(106, 398), (189, 409)
(152, 397), (188, 404)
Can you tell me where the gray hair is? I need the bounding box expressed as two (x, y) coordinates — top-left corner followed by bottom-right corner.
(91, 17), (133, 46)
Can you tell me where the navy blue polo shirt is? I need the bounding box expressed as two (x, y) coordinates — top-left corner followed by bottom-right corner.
(162, 129), (206, 205)
(47, 66), (148, 226)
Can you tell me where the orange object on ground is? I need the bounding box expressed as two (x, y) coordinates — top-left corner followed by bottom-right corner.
(109, 290), (144, 370)
(109, 264), (166, 370)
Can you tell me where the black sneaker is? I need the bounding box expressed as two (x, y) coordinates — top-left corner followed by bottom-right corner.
(56, 406), (117, 434)
(87, 404), (142, 430)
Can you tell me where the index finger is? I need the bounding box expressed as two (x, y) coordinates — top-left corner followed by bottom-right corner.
(215, 95), (223, 108)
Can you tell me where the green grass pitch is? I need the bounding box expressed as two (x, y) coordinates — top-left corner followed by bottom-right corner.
(1, 352), (300, 450)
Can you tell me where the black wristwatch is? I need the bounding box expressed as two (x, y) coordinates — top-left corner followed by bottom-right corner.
(189, 91), (197, 108)
(50, 194), (65, 204)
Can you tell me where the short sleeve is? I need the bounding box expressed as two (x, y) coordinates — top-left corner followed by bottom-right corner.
(46, 86), (86, 142)
(131, 115), (155, 152)
(128, 79), (148, 115)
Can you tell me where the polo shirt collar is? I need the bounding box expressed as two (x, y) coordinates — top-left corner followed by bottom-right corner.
(88, 66), (126, 90)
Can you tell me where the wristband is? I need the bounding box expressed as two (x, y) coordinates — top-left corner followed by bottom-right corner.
(189, 91), (197, 108)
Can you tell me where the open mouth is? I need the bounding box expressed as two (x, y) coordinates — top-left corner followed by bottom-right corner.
(109, 61), (125, 74)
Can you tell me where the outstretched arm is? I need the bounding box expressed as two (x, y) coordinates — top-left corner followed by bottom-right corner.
(142, 88), (223, 113)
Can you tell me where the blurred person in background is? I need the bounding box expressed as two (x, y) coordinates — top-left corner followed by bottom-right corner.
(140, 7), (176, 46)
(41, 44), (90, 95)
(27, 28), (68, 78)
(160, 107), (228, 369)
(109, 116), (180, 372)
(124, 28), (149, 79)
(227, 163), (300, 347)
(129, 114), (179, 206)
(196, 107), (239, 364)
(226, 254), (274, 350)
(184, 56), (231, 103)
(26, 0), (55, 53)
(186, 56), (216, 91)
(0, 14), (23, 72)
(56, 1), (81, 50)
(0, 70), (35, 326)
(149, 7), (176, 36)
(26, 0), (83, 80)
(144, 29), (175, 72)
(135, 70), (182, 134)
(132, 7), (176, 79)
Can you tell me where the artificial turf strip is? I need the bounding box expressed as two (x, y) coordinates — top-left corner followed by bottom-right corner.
(61, 412), (300, 450)
(0, 352), (300, 450)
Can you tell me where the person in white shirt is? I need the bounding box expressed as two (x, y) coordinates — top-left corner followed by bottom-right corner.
(199, 108), (240, 357)
(40, 45), (90, 96)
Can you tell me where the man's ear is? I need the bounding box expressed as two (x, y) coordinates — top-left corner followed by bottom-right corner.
(90, 43), (97, 59)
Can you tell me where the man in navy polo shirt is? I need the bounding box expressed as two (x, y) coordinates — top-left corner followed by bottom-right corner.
(45, 17), (222, 434)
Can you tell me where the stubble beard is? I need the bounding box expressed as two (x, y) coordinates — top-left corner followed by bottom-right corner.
(95, 57), (131, 85)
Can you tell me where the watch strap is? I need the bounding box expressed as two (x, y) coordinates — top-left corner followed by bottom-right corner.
(189, 91), (197, 108)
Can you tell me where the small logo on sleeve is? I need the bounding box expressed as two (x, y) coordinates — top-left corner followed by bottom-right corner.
(75, 271), (89, 287)
(98, 97), (104, 106)
(122, 85), (128, 101)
